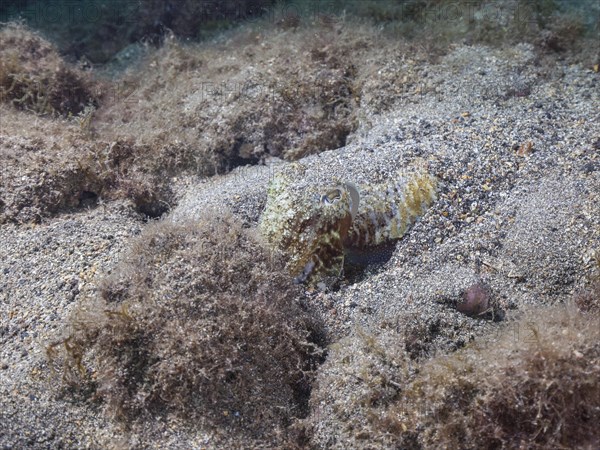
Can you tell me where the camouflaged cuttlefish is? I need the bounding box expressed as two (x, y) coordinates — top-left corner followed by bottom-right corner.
(259, 162), (438, 286)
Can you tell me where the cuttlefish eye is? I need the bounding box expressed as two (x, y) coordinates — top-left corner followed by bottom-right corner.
(321, 188), (343, 205)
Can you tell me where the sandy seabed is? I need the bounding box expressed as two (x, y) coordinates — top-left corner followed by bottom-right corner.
(1, 11), (599, 450)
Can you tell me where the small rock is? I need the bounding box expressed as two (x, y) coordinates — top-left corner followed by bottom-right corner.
(458, 282), (490, 317)
(581, 162), (596, 174)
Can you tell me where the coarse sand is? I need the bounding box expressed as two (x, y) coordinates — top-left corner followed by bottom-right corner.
(1, 21), (599, 450)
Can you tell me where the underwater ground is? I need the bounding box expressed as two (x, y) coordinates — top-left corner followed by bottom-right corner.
(1, 1), (599, 448)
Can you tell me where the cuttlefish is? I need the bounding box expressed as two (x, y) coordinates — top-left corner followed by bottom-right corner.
(259, 162), (438, 286)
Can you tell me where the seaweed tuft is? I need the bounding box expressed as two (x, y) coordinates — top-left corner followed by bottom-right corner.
(0, 23), (97, 116)
(307, 301), (600, 449)
(48, 214), (324, 445)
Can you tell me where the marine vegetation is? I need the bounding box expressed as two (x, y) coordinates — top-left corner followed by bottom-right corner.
(306, 301), (600, 449)
(47, 216), (325, 446)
